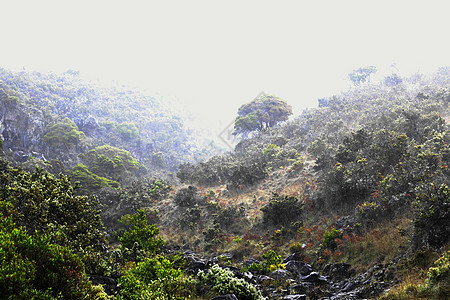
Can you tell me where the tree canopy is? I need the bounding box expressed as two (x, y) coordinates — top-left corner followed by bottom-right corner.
(233, 94), (292, 136)
(348, 66), (377, 84)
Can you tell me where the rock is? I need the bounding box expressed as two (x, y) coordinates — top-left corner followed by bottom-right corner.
(242, 258), (260, 268)
(282, 295), (307, 300)
(242, 271), (254, 282)
(269, 269), (291, 279)
(289, 283), (308, 294)
(90, 275), (117, 295)
(286, 260), (312, 276)
(216, 252), (233, 261)
(322, 263), (355, 281)
(188, 260), (206, 274)
(283, 252), (304, 263)
(300, 272), (329, 284)
(256, 275), (273, 284)
(211, 294), (238, 300)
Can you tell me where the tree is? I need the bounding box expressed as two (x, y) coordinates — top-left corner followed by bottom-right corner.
(0, 200), (108, 299)
(348, 66), (377, 85)
(84, 144), (139, 182)
(234, 94), (292, 136)
(119, 209), (164, 255)
(0, 166), (106, 252)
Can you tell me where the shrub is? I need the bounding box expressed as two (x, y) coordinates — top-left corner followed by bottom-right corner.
(85, 145), (139, 182)
(174, 186), (203, 207)
(412, 183), (450, 249)
(198, 264), (264, 300)
(323, 228), (342, 250)
(119, 209), (164, 256)
(0, 168), (107, 252)
(71, 163), (120, 193)
(426, 250), (450, 286)
(147, 179), (171, 201)
(261, 193), (304, 227)
(43, 117), (85, 148)
(0, 200), (108, 300)
(117, 255), (197, 300)
(116, 122), (139, 140)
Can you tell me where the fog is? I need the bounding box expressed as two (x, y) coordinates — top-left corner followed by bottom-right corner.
(1, 0), (449, 133)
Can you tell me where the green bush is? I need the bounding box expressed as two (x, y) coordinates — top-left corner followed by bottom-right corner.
(427, 250), (450, 285)
(85, 145), (139, 182)
(261, 193), (304, 227)
(119, 209), (164, 256)
(198, 264), (264, 300)
(246, 250), (285, 274)
(43, 117), (85, 147)
(0, 167), (107, 253)
(413, 183), (450, 249)
(323, 228), (342, 250)
(117, 255), (197, 300)
(117, 122), (139, 140)
(148, 179), (172, 201)
(174, 186), (203, 207)
(0, 200), (108, 300)
(71, 163), (120, 193)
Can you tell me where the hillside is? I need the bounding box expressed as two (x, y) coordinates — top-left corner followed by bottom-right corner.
(0, 67), (449, 299)
(0, 68), (209, 176)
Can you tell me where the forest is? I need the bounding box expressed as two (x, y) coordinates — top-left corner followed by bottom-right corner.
(0, 66), (449, 299)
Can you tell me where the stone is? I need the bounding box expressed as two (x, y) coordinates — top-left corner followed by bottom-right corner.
(211, 294), (238, 300)
(282, 295), (307, 300)
(300, 272), (329, 284)
(285, 260), (312, 276)
(269, 269), (291, 279)
(322, 263), (354, 281)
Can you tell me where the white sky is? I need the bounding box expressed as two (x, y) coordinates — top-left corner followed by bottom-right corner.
(1, 0), (449, 132)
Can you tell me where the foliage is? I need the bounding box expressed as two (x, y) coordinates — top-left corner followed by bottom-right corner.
(412, 183), (450, 249)
(43, 117), (85, 148)
(85, 144), (139, 182)
(234, 94), (292, 136)
(426, 250), (450, 286)
(119, 209), (164, 256)
(71, 163), (120, 193)
(147, 179), (172, 201)
(0, 67), (207, 174)
(0, 166), (107, 253)
(116, 121), (139, 140)
(261, 193), (304, 227)
(0, 200), (108, 300)
(198, 264), (264, 300)
(323, 228), (342, 250)
(174, 186), (203, 207)
(117, 255), (197, 300)
(348, 66), (377, 84)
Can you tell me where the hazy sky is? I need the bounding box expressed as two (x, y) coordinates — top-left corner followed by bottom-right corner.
(1, 0), (449, 131)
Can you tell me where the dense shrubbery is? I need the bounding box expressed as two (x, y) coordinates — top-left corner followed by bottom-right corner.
(118, 209), (164, 257)
(0, 200), (108, 300)
(198, 264), (264, 300)
(117, 255), (197, 300)
(174, 186), (204, 207)
(0, 164), (107, 253)
(84, 145), (139, 182)
(261, 193), (304, 227)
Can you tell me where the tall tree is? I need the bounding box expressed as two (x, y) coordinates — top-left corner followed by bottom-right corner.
(348, 66), (377, 85)
(234, 93), (292, 136)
